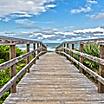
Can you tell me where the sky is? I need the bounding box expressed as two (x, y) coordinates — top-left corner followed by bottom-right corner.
(0, 0), (104, 43)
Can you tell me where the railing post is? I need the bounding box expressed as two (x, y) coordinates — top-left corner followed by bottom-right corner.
(26, 44), (30, 73)
(66, 43), (69, 54)
(79, 43), (84, 73)
(10, 45), (16, 93)
(66, 43), (69, 59)
(37, 43), (40, 59)
(33, 43), (36, 64)
(98, 45), (104, 93)
(71, 44), (74, 57)
(40, 43), (42, 52)
(64, 43), (66, 52)
(65, 43), (67, 53)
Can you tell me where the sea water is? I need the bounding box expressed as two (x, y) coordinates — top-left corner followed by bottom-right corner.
(17, 43), (80, 51)
(17, 43), (60, 52)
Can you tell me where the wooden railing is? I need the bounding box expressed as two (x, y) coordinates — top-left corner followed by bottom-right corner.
(0, 37), (47, 98)
(56, 39), (104, 93)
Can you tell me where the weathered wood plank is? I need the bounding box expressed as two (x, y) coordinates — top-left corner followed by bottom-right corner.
(4, 53), (104, 104)
(0, 51), (46, 98)
(59, 51), (104, 85)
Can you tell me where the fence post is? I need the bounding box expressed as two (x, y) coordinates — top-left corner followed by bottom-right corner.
(72, 44), (74, 57)
(33, 43), (36, 64)
(63, 43), (65, 52)
(98, 44), (104, 93)
(66, 43), (69, 54)
(26, 44), (30, 73)
(37, 43), (40, 59)
(10, 45), (16, 93)
(79, 43), (84, 73)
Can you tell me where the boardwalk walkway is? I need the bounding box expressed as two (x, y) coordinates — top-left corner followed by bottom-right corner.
(4, 53), (104, 104)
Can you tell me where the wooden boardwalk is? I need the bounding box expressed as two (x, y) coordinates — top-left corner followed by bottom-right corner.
(4, 53), (104, 104)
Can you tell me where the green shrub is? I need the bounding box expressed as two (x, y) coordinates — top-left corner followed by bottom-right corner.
(0, 46), (26, 103)
(83, 43), (99, 72)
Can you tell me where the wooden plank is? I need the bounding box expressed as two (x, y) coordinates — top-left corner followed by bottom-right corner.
(0, 51), (46, 98)
(59, 51), (104, 86)
(10, 45), (16, 93)
(98, 45), (104, 93)
(4, 53), (104, 104)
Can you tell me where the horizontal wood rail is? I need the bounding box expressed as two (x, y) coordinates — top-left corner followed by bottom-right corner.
(0, 36), (47, 98)
(0, 47), (44, 70)
(56, 38), (104, 49)
(57, 51), (104, 85)
(56, 40), (104, 93)
(0, 51), (46, 98)
(58, 47), (104, 66)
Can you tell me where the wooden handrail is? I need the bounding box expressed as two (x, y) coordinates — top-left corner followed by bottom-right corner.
(56, 42), (104, 93)
(56, 38), (104, 49)
(0, 51), (46, 98)
(58, 47), (104, 66)
(0, 37), (47, 98)
(57, 51), (104, 85)
(0, 47), (45, 70)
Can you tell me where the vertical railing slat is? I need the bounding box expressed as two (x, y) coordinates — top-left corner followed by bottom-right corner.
(98, 45), (104, 93)
(10, 45), (16, 93)
(26, 44), (30, 73)
(79, 43), (84, 73)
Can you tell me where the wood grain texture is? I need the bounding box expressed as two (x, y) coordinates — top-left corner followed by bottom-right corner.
(10, 45), (16, 93)
(59, 51), (104, 85)
(0, 51), (46, 98)
(4, 53), (104, 104)
(0, 47), (44, 71)
(98, 45), (104, 92)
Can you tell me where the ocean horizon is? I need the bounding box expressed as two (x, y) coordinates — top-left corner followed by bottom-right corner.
(17, 43), (60, 51)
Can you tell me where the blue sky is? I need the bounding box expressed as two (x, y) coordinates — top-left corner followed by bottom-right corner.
(0, 0), (104, 42)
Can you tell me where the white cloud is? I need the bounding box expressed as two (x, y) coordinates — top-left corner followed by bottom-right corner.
(15, 19), (37, 29)
(74, 27), (104, 34)
(1, 26), (104, 43)
(70, 0), (97, 14)
(55, 31), (75, 35)
(91, 12), (104, 20)
(11, 12), (32, 18)
(0, 0), (56, 18)
(87, 0), (98, 4)
(15, 19), (34, 25)
(71, 6), (91, 14)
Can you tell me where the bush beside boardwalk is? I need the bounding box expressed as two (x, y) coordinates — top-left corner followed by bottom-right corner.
(71, 43), (100, 84)
(0, 46), (25, 104)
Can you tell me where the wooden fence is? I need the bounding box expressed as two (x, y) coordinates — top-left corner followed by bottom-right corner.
(0, 36), (47, 98)
(56, 39), (104, 93)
